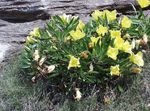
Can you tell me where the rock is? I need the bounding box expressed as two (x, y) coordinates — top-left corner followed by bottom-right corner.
(0, 43), (10, 63)
(0, 0), (143, 22)
(0, 19), (45, 43)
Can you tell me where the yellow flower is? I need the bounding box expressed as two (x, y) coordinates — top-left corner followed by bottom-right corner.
(26, 36), (37, 44)
(107, 46), (118, 60)
(110, 65), (120, 76)
(121, 16), (132, 28)
(96, 25), (108, 36)
(122, 40), (132, 54)
(103, 10), (117, 21)
(137, 0), (150, 8)
(114, 37), (124, 50)
(129, 51), (144, 67)
(30, 27), (40, 38)
(91, 10), (103, 21)
(68, 55), (81, 69)
(110, 30), (121, 39)
(60, 13), (71, 23)
(76, 20), (85, 30)
(90, 36), (100, 46)
(70, 30), (85, 41)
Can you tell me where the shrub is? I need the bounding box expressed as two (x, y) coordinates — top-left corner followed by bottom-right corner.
(21, 1), (150, 101)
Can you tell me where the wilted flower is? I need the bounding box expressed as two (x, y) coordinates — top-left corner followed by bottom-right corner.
(80, 51), (89, 59)
(45, 65), (56, 74)
(96, 25), (108, 36)
(33, 50), (40, 62)
(68, 55), (81, 69)
(70, 30), (85, 41)
(74, 88), (82, 101)
(121, 16), (132, 28)
(130, 51), (144, 67)
(107, 46), (118, 60)
(136, 0), (150, 8)
(130, 67), (142, 74)
(39, 56), (46, 66)
(110, 65), (120, 76)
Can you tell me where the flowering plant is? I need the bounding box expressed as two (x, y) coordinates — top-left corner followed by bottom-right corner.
(21, 0), (150, 100)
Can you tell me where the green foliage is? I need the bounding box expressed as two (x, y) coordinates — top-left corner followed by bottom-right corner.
(21, 10), (148, 99)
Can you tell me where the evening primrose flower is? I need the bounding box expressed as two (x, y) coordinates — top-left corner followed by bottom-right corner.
(129, 51), (144, 67)
(90, 36), (100, 46)
(121, 16), (132, 28)
(107, 46), (118, 60)
(122, 40), (132, 54)
(26, 36), (37, 44)
(68, 55), (81, 69)
(70, 30), (85, 41)
(114, 37), (124, 50)
(110, 30), (121, 39)
(96, 25), (108, 36)
(60, 13), (72, 23)
(76, 20), (85, 30)
(30, 27), (40, 38)
(91, 10), (103, 20)
(103, 10), (117, 21)
(136, 0), (150, 8)
(110, 65), (120, 76)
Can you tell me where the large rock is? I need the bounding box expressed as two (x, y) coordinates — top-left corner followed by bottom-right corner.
(0, 0), (139, 22)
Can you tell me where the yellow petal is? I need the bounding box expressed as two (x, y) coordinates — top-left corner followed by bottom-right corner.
(96, 25), (108, 36)
(122, 40), (132, 54)
(110, 65), (120, 76)
(91, 10), (103, 21)
(130, 52), (144, 67)
(107, 46), (118, 60)
(68, 55), (81, 69)
(103, 10), (117, 21)
(137, 0), (150, 8)
(121, 16), (132, 28)
(30, 27), (40, 38)
(76, 20), (85, 30)
(70, 30), (85, 41)
(110, 30), (121, 39)
(114, 37), (124, 50)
